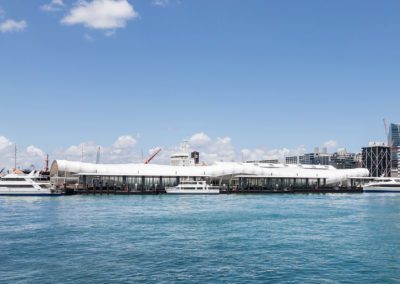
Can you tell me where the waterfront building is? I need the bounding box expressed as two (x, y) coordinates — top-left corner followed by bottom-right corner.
(50, 160), (369, 192)
(285, 156), (298, 164)
(330, 148), (359, 169)
(362, 142), (391, 177)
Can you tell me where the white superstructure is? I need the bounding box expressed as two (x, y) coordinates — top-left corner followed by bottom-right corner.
(51, 160), (369, 185)
(363, 178), (400, 193)
(0, 172), (61, 196)
(165, 181), (220, 194)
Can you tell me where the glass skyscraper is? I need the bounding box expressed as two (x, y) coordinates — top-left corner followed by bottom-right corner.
(389, 123), (400, 176)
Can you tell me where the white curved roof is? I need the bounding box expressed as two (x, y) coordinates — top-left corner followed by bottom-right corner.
(51, 160), (369, 184)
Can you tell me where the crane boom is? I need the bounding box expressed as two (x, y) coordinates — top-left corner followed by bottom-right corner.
(144, 148), (161, 164)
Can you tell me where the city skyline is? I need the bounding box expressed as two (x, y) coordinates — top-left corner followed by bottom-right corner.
(1, 0), (399, 168)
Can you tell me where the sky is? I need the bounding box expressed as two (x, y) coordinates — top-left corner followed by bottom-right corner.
(0, 0), (399, 169)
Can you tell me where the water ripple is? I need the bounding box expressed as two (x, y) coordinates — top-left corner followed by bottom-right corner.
(0, 194), (400, 283)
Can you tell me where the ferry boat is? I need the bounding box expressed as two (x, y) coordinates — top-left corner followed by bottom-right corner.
(0, 172), (62, 196)
(363, 178), (400, 193)
(165, 181), (220, 194)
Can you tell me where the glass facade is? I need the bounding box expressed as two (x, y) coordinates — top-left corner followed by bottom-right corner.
(389, 123), (400, 171)
(84, 175), (181, 191)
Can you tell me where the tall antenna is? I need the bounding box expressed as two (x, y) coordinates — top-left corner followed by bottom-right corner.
(96, 146), (101, 164)
(81, 144), (84, 162)
(14, 143), (17, 170)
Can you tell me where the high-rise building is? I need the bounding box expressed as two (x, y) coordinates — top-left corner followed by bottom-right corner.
(299, 148), (330, 165)
(330, 148), (358, 169)
(362, 142), (391, 177)
(389, 123), (400, 177)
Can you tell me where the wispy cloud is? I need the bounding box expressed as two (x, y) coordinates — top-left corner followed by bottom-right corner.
(0, 19), (27, 33)
(0, 7), (5, 18)
(61, 0), (138, 30)
(322, 140), (338, 150)
(84, 33), (94, 41)
(41, 0), (65, 12)
(152, 0), (169, 7)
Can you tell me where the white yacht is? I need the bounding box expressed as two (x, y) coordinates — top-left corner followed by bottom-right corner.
(0, 172), (62, 196)
(363, 178), (400, 193)
(165, 181), (220, 194)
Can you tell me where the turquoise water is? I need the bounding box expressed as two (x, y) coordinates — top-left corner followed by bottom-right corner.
(1, 194), (400, 283)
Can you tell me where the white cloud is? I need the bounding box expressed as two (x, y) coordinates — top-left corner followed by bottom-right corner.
(0, 19), (27, 33)
(189, 132), (211, 147)
(41, 0), (65, 12)
(152, 0), (169, 7)
(26, 145), (45, 158)
(113, 135), (137, 149)
(53, 135), (139, 164)
(0, 132), (311, 170)
(0, 136), (13, 151)
(0, 136), (47, 170)
(61, 0), (138, 30)
(240, 145), (306, 163)
(322, 140), (338, 149)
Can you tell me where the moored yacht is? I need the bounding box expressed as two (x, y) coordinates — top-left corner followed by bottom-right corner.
(0, 172), (62, 196)
(165, 180), (220, 194)
(363, 178), (400, 193)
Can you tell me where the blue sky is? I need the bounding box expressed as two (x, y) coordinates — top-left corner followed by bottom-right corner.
(0, 0), (399, 167)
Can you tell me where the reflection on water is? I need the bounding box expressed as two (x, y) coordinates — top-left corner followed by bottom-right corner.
(0, 193), (399, 283)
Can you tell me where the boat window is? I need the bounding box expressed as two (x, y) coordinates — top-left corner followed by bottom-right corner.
(3, 185), (34, 188)
(1, 178), (26, 181)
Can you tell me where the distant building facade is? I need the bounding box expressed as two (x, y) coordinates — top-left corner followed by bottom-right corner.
(330, 148), (359, 169)
(285, 156), (298, 164)
(389, 123), (400, 177)
(299, 147), (330, 166)
(362, 142), (391, 177)
(246, 160), (279, 164)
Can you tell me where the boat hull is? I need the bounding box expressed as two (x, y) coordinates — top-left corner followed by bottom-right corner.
(0, 187), (63, 196)
(165, 189), (219, 194)
(363, 187), (400, 193)
(0, 193), (63, 196)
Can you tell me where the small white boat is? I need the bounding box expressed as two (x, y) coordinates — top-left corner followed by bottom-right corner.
(363, 178), (400, 193)
(165, 180), (220, 194)
(0, 172), (62, 196)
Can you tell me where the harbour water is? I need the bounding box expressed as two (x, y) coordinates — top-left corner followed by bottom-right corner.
(1, 194), (399, 283)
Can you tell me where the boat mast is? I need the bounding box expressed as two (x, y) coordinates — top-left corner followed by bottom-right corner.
(96, 146), (101, 164)
(14, 144), (17, 171)
(81, 144), (84, 162)
(44, 154), (49, 172)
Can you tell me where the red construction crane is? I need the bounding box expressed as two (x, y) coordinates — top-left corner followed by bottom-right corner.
(144, 148), (162, 164)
